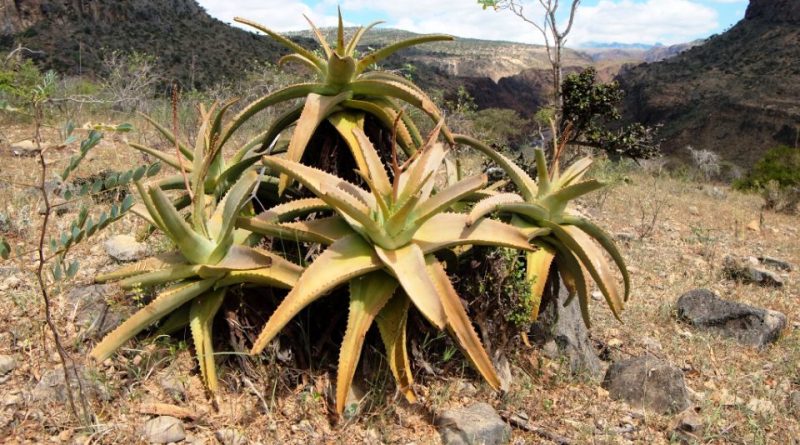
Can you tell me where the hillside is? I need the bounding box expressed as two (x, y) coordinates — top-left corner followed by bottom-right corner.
(617, 0), (800, 167)
(0, 0), (295, 89)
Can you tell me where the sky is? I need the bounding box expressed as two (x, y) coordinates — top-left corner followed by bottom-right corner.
(196, 0), (749, 47)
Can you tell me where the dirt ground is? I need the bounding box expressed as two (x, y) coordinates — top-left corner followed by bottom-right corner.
(1, 121), (798, 444)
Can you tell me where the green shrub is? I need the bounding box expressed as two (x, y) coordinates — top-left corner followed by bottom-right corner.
(734, 145), (800, 190)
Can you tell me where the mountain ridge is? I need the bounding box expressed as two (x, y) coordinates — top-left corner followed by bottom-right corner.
(617, 0), (800, 167)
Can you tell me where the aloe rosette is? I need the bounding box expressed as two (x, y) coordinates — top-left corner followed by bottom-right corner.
(91, 169), (303, 393)
(457, 134), (630, 327)
(220, 10), (455, 195)
(239, 125), (538, 414)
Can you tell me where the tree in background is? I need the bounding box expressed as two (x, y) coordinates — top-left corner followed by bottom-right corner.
(479, 0), (581, 145)
(560, 67), (661, 160)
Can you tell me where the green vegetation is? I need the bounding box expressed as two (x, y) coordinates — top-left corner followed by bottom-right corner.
(734, 145), (800, 190)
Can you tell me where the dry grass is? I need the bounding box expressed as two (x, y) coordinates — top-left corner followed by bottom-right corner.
(1, 118), (798, 444)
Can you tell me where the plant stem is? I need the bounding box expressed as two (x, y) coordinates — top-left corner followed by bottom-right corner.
(33, 101), (91, 425)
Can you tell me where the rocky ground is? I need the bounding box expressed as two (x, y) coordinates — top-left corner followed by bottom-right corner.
(0, 123), (798, 444)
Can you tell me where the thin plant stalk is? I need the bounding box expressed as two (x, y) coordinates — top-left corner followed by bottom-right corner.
(33, 101), (91, 426)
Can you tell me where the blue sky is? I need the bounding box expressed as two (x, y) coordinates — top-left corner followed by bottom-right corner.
(197, 0), (749, 46)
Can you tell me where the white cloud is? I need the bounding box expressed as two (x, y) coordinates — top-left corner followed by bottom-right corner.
(197, 0), (720, 46)
(197, 0), (340, 31)
(570, 0), (719, 45)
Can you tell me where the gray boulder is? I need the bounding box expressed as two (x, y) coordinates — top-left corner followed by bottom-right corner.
(723, 256), (783, 287)
(531, 276), (602, 378)
(67, 284), (128, 340)
(105, 235), (146, 262)
(676, 289), (786, 347)
(437, 403), (511, 445)
(758, 256), (793, 272)
(142, 416), (186, 444)
(32, 367), (110, 402)
(602, 355), (690, 414)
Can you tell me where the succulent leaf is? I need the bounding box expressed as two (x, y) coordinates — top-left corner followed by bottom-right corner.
(374, 243), (446, 329)
(91, 279), (216, 361)
(190, 288), (226, 392)
(250, 234), (382, 354)
(336, 271), (398, 414)
(375, 293), (416, 403)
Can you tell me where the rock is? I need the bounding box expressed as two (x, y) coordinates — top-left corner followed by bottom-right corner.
(10, 140), (40, 157)
(67, 284), (128, 340)
(531, 276), (602, 378)
(437, 403), (510, 445)
(0, 276), (22, 292)
(493, 354), (512, 392)
(105, 235), (146, 261)
(758, 256), (793, 272)
(676, 289), (786, 347)
(32, 367), (110, 403)
(640, 336), (663, 352)
(747, 220), (761, 232)
(215, 428), (247, 445)
(746, 398), (775, 416)
(602, 355), (690, 414)
(722, 256), (784, 287)
(142, 416), (186, 444)
(688, 206), (700, 216)
(159, 374), (187, 403)
(0, 355), (16, 375)
(788, 391), (800, 415)
(615, 232), (636, 242)
(669, 410), (704, 444)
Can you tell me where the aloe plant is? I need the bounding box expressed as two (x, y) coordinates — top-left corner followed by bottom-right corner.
(128, 101), (287, 205)
(239, 125), (537, 413)
(91, 167), (303, 392)
(221, 10), (455, 195)
(457, 134), (630, 327)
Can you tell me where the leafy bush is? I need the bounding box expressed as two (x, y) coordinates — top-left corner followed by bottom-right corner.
(734, 145), (800, 190)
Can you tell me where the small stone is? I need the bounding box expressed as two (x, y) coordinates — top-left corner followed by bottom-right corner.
(159, 374), (187, 402)
(0, 276), (21, 291)
(10, 140), (40, 157)
(688, 206), (700, 216)
(105, 235), (146, 262)
(215, 428), (247, 445)
(615, 232), (636, 242)
(455, 380), (478, 396)
(542, 340), (560, 359)
(142, 416), (186, 444)
(68, 284), (128, 339)
(788, 391), (800, 414)
(640, 336), (662, 351)
(747, 220), (761, 232)
(3, 394), (22, 406)
(669, 410), (704, 444)
(0, 355), (16, 375)
(608, 338), (623, 348)
(602, 355), (690, 414)
(746, 398), (775, 416)
(591, 290), (603, 301)
(676, 289), (786, 348)
(437, 403), (510, 445)
(493, 354), (512, 392)
(758, 256), (793, 272)
(32, 367), (110, 402)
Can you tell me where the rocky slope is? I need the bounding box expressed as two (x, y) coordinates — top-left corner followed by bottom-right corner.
(617, 0), (800, 167)
(0, 0), (292, 89)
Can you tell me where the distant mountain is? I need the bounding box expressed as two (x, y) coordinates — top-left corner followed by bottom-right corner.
(617, 0), (800, 167)
(0, 0), (296, 89)
(578, 42), (659, 50)
(577, 40), (705, 64)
